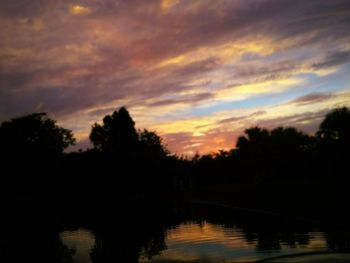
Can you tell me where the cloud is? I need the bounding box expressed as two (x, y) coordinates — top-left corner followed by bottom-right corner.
(218, 111), (266, 124)
(256, 110), (328, 131)
(162, 130), (237, 156)
(312, 50), (350, 69)
(69, 5), (92, 15)
(290, 93), (334, 106)
(148, 92), (213, 107)
(87, 107), (118, 117)
(1, 0), (350, 154)
(156, 90), (350, 154)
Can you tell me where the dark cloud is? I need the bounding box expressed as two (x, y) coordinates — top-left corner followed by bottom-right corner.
(256, 110), (329, 133)
(291, 93), (334, 106)
(235, 61), (296, 77)
(312, 50), (350, 69)
(0, 0), (61, 18)
(2, 0), (350, 119)
(1, 0), (350, 153)
(171, 58), (220, 78)
(148, 92), (213, 107)
(88, 107), (118, 117)
(218, 115), (248, 124)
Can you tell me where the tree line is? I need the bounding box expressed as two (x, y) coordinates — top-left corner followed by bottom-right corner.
(0, 106), (349, 197)
(192, 107), (350, 185)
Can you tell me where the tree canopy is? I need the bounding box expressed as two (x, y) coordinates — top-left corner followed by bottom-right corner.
(90, 107), (168, 159)
(317, 107), (350, 143)
(236, 126), (310, 154)
(90, 107), (139, 155)
(139, 129), (169, 159)
(0, 113), (75, 159)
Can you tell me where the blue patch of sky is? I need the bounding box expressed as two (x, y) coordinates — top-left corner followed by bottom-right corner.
(260, 46), (319, 63)
(183, 67), (350, 118)
(152, 63), (350, 124)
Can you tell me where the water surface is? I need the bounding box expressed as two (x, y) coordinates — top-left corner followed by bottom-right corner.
(55, 203), (350, 263)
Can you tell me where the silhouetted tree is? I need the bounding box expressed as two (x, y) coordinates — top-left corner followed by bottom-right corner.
(236, 127), (269, 154)
(88, 107), (178, 191)
(235, 127), (270, 180)
(317, 107), (350, 143)
(90, 107), (138, 156)
(316, 107), (350, 177)
(268, 127), (312, 177)
(234, 126), (313, 180)
(138, 129), (169, 159)
(0, 207), (75, 263)
(0, 113), (75, 160)
(0, 113), (75, 193)
(268, 127), (312, 160)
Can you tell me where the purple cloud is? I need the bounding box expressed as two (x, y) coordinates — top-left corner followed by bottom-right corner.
(291, 93), (334, 106)
(1, 0), (350, 153)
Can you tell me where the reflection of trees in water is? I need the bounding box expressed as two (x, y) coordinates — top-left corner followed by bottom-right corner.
(252, 231), (312, 251)
(1, 202), (350, 263)
(241, 227), (312, 252)
(86, 202), (179, 263)
(90, 222), (168, 263)
(0, 202), (174, 263)
(90, 227), (167, 263)
(0, 234), (74, 263)
(188, 204), (316, 252)
(325, 230), (350, 251)
(0, 205), (74, 263)
(242, 224), (311, 251)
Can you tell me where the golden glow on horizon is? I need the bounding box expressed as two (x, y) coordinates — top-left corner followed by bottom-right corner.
(147, 89), (350, 155)
(153, 118), (213, 134)
(2, 1), (350, 156)
(68, 89), (350, 156)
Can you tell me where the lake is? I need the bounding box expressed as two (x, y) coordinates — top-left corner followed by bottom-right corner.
(54, 202), (350, 263)
(1, 200), (350, 262)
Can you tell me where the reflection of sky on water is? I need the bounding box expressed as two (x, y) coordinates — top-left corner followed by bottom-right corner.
(148, 222), (328, 263)
(59, 223), (346, 263)
(263, 253), (350, 263)
(60, 228), (95, 263)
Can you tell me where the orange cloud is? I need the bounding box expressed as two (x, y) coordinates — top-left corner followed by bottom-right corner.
(1, 0), (350, 155)
(69, 5), (92, 15)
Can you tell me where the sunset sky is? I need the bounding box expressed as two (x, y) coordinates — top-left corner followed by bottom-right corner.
(1, 0), (350, 155)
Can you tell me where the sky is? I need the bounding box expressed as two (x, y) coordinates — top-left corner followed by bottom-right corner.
(1, 0), (350, 155)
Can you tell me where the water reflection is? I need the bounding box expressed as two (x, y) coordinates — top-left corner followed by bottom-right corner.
(153, 222), (260, 262)
(1, 202), (350, 263)
(60, 229), (95, 263)
(141, 222), (330, 263)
